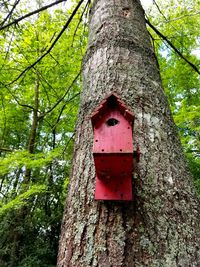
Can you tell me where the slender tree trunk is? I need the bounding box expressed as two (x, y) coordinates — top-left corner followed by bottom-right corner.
(10, 77), (40, 267)
(57, 0), (200, 266)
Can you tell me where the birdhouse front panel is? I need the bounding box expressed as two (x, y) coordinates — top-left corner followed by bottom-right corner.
(93, 109), (133, 153)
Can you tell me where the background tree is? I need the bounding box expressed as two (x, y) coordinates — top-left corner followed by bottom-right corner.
(0, 1), (88, 266)
(146, 0), (200, 184)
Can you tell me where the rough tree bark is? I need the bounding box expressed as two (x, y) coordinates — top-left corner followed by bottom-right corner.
(57, 0), (200, 266)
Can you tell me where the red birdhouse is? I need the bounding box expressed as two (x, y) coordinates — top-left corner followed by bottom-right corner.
(91, 93), (136, 201)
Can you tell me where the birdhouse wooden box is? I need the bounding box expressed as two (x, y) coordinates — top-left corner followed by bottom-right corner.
(91, 93), (135, 201)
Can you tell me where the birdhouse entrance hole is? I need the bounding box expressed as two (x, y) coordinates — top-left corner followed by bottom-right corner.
(106, 118), (119, 127)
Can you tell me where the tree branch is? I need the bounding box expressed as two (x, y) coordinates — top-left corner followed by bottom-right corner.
(0, 82), (35, 110)
(152, 1), (200, 24)
(41, 70), (81, 117)
(71, 0), (89, 47)
(52, 92), (80, 131)
(0, 0), (21, 27)
(0, 147), (13, 152)
(0, 0), (66, 31)
(145, 19), (200, 75)
(7, 0), (85, 85)
(34, 67), (60, 99)
(153, 0), (167, 21)
(164, 12), (200, 23)
(151, 0), (195, 52)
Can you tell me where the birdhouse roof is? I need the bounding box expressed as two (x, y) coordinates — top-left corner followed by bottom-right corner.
(91, 93), (134, 126)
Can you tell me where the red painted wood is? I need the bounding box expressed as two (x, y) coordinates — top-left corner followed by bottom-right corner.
(94, 154), (133, 200)
(93, 109), (133, 153)
(91, 93), (134, 201)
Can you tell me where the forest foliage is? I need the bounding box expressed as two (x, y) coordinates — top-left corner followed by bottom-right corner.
(147, 0), (200, 184)
(0, 0), (199, 266)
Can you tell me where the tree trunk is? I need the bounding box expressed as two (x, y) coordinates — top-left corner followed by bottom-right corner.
(57, 0), (200, 266)
(10, 77), (40, 267)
